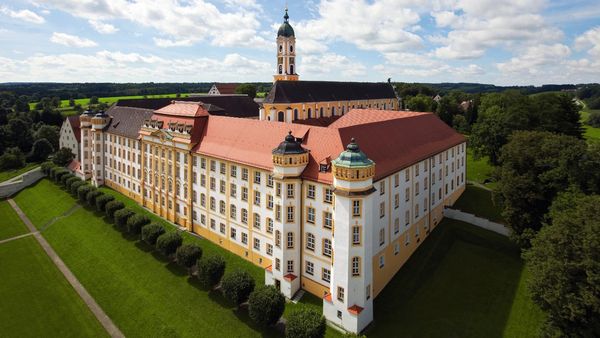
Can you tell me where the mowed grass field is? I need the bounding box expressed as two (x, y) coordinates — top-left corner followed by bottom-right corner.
(0, 235), (106, 337)
(14, 180), (343, 338)
(0, 163), (39, 183)
(28, 93), (191, 111)
(0, 200), (29, 240)
(454, 184), (505, 223)
(14, 179), (78, 229)
(366, 219), (544, 337)
(579, 105), (600, 142)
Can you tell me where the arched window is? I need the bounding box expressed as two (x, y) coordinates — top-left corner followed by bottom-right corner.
(293, 109), (299, 121)
(290, 45), (294, 52)
(290, 64), (294, 74)
(332, 107), (336, 116)
(279, 45), (283, 53)
(307, 108), (312, 118)
(278, 65), (283, 74)
(278, 111), (285, 122)
(342, 106), (345, 115)
(319, 107), (324, 117)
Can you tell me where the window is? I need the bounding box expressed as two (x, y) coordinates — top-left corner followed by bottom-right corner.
(220, 163), (226, 175)
(415, 182), (420, 196)
(230, 205), (236, 220)
(275, 205), (281, 222)
(210, 197), (216, 211)
(286, 184), (294, 198)
(366, 285), (371, 300)
(266, 244), (273, 256)
(253, 172), (261, 185)
(405, 187), (410, 202)
(275, 230), (281, 247)
(323, 211), (333, 229)
(394, 194), (399, 209)
(210, 177), (216, 191)
(307, 185), (315, 199)
(394, 174), (399, 187)
(424, 177), (428, 189)
(405, 210), (410, 226)
(210, 160), (216, 172)
(219, 201), (226, 215)
(242, 187), (248, 202)
(241, 208), (248, 224)
(305, 261), (314, 275)
(287, 260), (294, 273)
(352, 226), (361, 245)
(253, 238), (260, 250)
(220, 223), (226, 234)
(254, 191), (261, 206)
(275, 258), (280, 271)
(210, 219), (216, 230)
(352, 257), (361, 276)
(323, 239), (332, 257)
(379, 255), (385, 268)
(379, 202), (385, 218)
(267, 174), (273, 187)
(231, 165), (237, 178)
(306, 233), (315, 250)
(252, 213), (261, 229)
(405, 168), (410, 181)
(394, 218), (400, 234)
(287, 206), (294, 222)
(241, 232), (248, 244)
(324, 188), (333, 203)
(267, 195), (273, 210)
(379, 181), (385, 195)
(394, 242), (400, 255)
(307, 207), (315, 224)
(379, 228), (385, 246)
(322, 268), (331, 283)
(352, 200), (361, 217)
(230, 227), (236, 239)
(337, 286), (345, 302)
(242, 168), (248, 181)
(230, 183), (237, 198)
(200, 174), (206, 187)
(287, 232), (294, 248)
(415, 204), (420, 218)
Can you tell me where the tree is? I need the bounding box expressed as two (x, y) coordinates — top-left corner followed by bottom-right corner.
(28, 138), (54, 162)
(126, 214), (150, 235)
(220, 270), (255, 306)
(405, 94), (434, 112)
(496, 131), (588, 246)
(60, 173), (75, 186)
(141, 223), (166, 246)
(197, 255), (225, 289)
(69, 98), (75, 107)
(86, 190), (102, 206)
(235, 84), (257, 99)
(0, 147), (25, 170)
(39, 108), (62, 126)
(5, 118), (33, 152)
(70, 181), (85, 195)
(155, 232), (183, 257)
(248, 285), (285, 327)
(96, 194), (114, 212)
(89, 96), (99, 104)
(435, 96), (457, 126)
(40, 161), (56, 175)
(114, 208), (134, 230)
(524, 192), (600, 336)
(531, 93), (583, 138)
(175, 244), (202, 274)
(34, 125), (60, 150)
(587, 111), (600, 128)
(53, 147), (75, 166)
(105, 200), (125, 221)
(285, 308), (326, 338)
(452, 114), (469, 133)
(77, 185), (92, 202)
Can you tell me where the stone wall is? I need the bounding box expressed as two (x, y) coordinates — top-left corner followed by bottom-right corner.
(443, 207), (511, 237)
(0, 168), (45, 198)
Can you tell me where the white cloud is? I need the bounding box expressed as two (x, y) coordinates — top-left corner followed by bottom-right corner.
(0, 6), (45, 24)
(300, 53), (367, 79)
(0, 51), (271, 82)
(153, 37), (194, 48)
(89, 20), (119, 34)
(40, 0), (269, 49)
(574, 27), (600, 57)
(50, 32), (98, 48)
(497, 44), (571, 75)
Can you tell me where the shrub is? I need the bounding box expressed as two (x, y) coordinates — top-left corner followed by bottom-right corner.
(61, 173), (75, 186)
(197, 255), (226, 289)
(141, 223), (165, 246)
(49, 166), (62, 179)
(588, 110), (600, 128)
(54, 169), (69, 183)
(155, 232), (183, 257)
(221, 270), (255, 306)
(96, 194), (114, 212)
(114, 208), (134, 230)
(70, 181), (85, 195)
(41, 161), (56, 175)
(77, 185), (92, 202)
(175, 244), (202, 274)
(126, 214), (150, 235)
(86, 190), (102, 206)
(285, 308), (326, 338)
(248, 285), (285, 327)
(105, 200), (125, 221)
(0, 147), (25, 170)
(65, 176), (80, 190)
(52, 147), (75, 166)
(28, 138), (54, 162)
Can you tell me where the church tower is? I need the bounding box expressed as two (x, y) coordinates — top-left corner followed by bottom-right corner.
(274, 8), (299, 82)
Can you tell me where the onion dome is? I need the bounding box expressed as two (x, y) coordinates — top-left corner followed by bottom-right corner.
(272, 131), (306, 155)
(332, 138), (374, 168)
(277, 9), (295, 37)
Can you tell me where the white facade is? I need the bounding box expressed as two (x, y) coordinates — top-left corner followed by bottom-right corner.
(59, 118), (80, 161)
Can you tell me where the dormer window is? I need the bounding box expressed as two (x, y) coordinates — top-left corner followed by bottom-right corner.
(319, 164), (329, 172)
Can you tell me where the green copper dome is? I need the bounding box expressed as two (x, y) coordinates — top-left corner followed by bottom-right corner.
(277, 9), (295, 38)
(332, 138), (374, 168)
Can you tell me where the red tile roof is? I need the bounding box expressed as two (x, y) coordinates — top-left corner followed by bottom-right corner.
(323, 292), (332, 303)
(67, 160), (80, 172)
(192, 109), (465, 184)
(348, 304), (364, 315)
(213, 83), (240, 95)
(67, 115), (81, 142)
(284, 273), (297, 282)
(155, 101), (210, 117)
(265, 265), (272, 272)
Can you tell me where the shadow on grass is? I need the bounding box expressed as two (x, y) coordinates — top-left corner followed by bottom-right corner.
(166, 261), (187, 277)
(233, 305), (282, 338)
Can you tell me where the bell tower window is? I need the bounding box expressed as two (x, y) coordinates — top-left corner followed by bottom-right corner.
(290, 45), (294, 53)
(279, 65), (283, 74)
(279, 45), (283, 53)
(290, 64), (294, 74)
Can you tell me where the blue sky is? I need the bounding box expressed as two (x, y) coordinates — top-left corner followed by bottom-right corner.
(0, 0), (599, 85)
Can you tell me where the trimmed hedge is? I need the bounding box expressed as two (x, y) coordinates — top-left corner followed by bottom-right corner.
(156, 232), (183, 257)
(197, 255), (226, 289)
(176, 244), (202, 273)
(86, 190), (103, 206)
(70, 181), (85, 195)
(105, 200), (125, 221)
(221, 270), (255, 306)
(65, 176), (81, 190)
(54, 169), (69, 182)
(141, 223), (165, 246)
(77, 185), (93, 202)
(61, 173), (75, 186)
(114, 208), (134, 230)
(285, 308), (326, 338)
(126, 214), (150, 235)
(96, 194), (115, 212)
(248, 285), (285, 327)
(41, 161), (56, 175)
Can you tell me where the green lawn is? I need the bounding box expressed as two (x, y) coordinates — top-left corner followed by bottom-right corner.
(579, 104), (600, 142)
(453, 184), (505, 223)
(0, 163), (39, 183)
(14, 180), (342, 337)
(13, 179), (78, 229)
(366, 219), (544, 337)
(28, 93), (193, 110)
(0, 236), (107, 337)
(466, 148), (497, 190)
(0, 201), (29, 241)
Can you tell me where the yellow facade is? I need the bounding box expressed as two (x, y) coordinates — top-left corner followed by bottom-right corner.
(261, 98), (399, 121)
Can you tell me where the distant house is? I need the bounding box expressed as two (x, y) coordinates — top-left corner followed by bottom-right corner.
(433, 94), (442, 103)
(59, 115), (80, 161)
(459, 100), (474, 112)
(208, 83), (240, 95)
